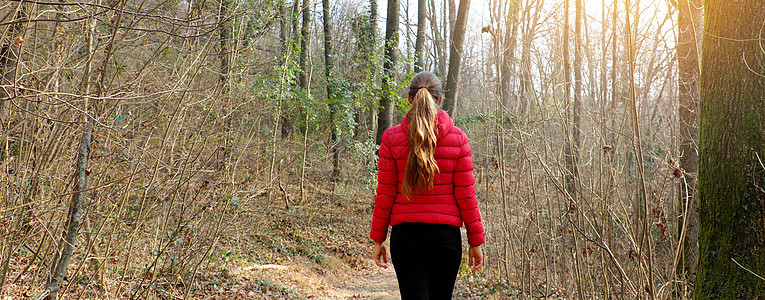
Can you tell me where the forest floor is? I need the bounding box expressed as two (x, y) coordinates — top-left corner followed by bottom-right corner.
(2, 181), (497, 299)
(182, 182), (496, 299)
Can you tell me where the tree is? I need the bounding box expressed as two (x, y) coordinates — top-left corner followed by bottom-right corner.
(219, 0), (233, 94)
(298, 0), (311, 90)
(499, 0), (519, 109)
(562, 0), (573, 198)
(323, 0), (340, 181)
(427, 0), (447, 77)
(376, 0), (400, 145)
(694, 0), (765, 298)
(41, 4), (110, 295)
(676, 0), (702, 286)
(573, 0), (582, 181)
(414, 0), (426, 72)
(357, 0), (379, 137)
(0, 8), (23, 121)
(442, 0), (471, 116)
(279, 0), (289, 52)
(518, 0), (542, 114)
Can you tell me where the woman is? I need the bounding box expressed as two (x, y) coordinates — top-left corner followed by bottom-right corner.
(370, 71), (485, 299)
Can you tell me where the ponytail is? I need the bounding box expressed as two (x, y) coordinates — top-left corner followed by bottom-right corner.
(402, 87), (440, 199)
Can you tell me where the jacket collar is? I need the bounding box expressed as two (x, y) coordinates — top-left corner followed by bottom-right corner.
(400, 109), (454, 139)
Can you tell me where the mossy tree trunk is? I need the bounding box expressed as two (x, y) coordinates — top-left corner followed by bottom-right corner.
(694, 0), (765, 298)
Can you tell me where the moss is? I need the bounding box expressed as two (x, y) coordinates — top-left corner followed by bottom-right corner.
(695, 1), (765, 299)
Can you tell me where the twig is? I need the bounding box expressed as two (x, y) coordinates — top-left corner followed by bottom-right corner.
(731, 258), (765, 281)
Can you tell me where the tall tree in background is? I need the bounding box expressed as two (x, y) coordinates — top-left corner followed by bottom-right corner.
(369, 0), (377, 46)
(676, 0), (702, 286)
(282, 0), (302, 137)
(0, 9), (23, 120)
(609, 0), (618, 145)
(298, 0), (311, 90)
(518, 0), (542, 114)
(695, 0), (765, 298)
(376, 0), (400, 144)
(499, 1), (519, 109)
(414, 0), (426, 72)
(219, 0), (233, 94)
(279, 0), (289, 50)
(571, 0), (582, 195)
(427, 0), (447, 76)
(564, 0), (583, 199)
(562, 0), (574, 198)
(323, 0), (340, 181)
(362, 0), (379, 136)
(442, 0), (471, 116)
(295, 0), (311, 136)
(448, 0), (456, 34)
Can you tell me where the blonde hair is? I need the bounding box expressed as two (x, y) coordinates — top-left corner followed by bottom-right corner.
(402, 72), (442, 199)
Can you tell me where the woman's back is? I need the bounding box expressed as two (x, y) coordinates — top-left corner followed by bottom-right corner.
(372, 109), (484, 246)
(370, 71), (484, 300)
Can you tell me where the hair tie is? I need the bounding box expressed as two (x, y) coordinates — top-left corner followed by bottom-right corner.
(419, 86), (428, 90)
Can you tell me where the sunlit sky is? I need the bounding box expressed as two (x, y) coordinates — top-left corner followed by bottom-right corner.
(375, 0), (672, 33)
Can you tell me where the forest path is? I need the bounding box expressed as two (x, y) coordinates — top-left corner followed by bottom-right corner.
(226, 260), (400, 299)
(325, 267), (400, 299)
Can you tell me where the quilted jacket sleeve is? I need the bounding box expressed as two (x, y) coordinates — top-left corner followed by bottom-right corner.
(370, 130), (398, 243)
(454, 131), (485, 246)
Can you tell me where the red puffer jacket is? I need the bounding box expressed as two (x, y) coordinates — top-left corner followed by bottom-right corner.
(370, 110), (485, 246)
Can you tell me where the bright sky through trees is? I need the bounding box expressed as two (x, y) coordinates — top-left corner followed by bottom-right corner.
(376, 0), (672, 57)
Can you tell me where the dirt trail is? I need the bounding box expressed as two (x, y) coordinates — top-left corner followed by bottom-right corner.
(326, 267), (400, 299)
(228, 260), (400, 299)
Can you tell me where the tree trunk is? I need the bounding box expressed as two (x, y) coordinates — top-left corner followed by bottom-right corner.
(298, 0), (311, 90)
(294, 0), (311, 135)
(518, 1), (541, 115)
(448, 0), (456, 34)
(0, 8), (24, 121)
(563, 0), (573, 198)
(292, 0), (300, 46)
(323, 0), (340, 181)
(40, 11), (101, 298)
(414, 0), (426, 72)
(427, 0), (446, 77)
(376, 0), (400, 145)
(694, 0), (765, 298)
(367, 0), (378, 137)
(219, 0), (232, 94)
(609, 0), (617, 147)
(279, 0), (289, 52)
(41, 119), (92, 300)
(442, 0), (471, 116)
(500, 1), (519, 109)
(281, 0), (302, 138)
(0, 7), (24, 288)
(369, 0), (377, 44)
(676, 0), (702, 287)
(572, 0), (581, 192)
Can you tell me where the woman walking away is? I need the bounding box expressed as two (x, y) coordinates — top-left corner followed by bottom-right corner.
(370, 71), (485, 299)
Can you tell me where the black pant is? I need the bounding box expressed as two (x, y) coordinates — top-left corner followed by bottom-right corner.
(390, 222), (462, 300)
